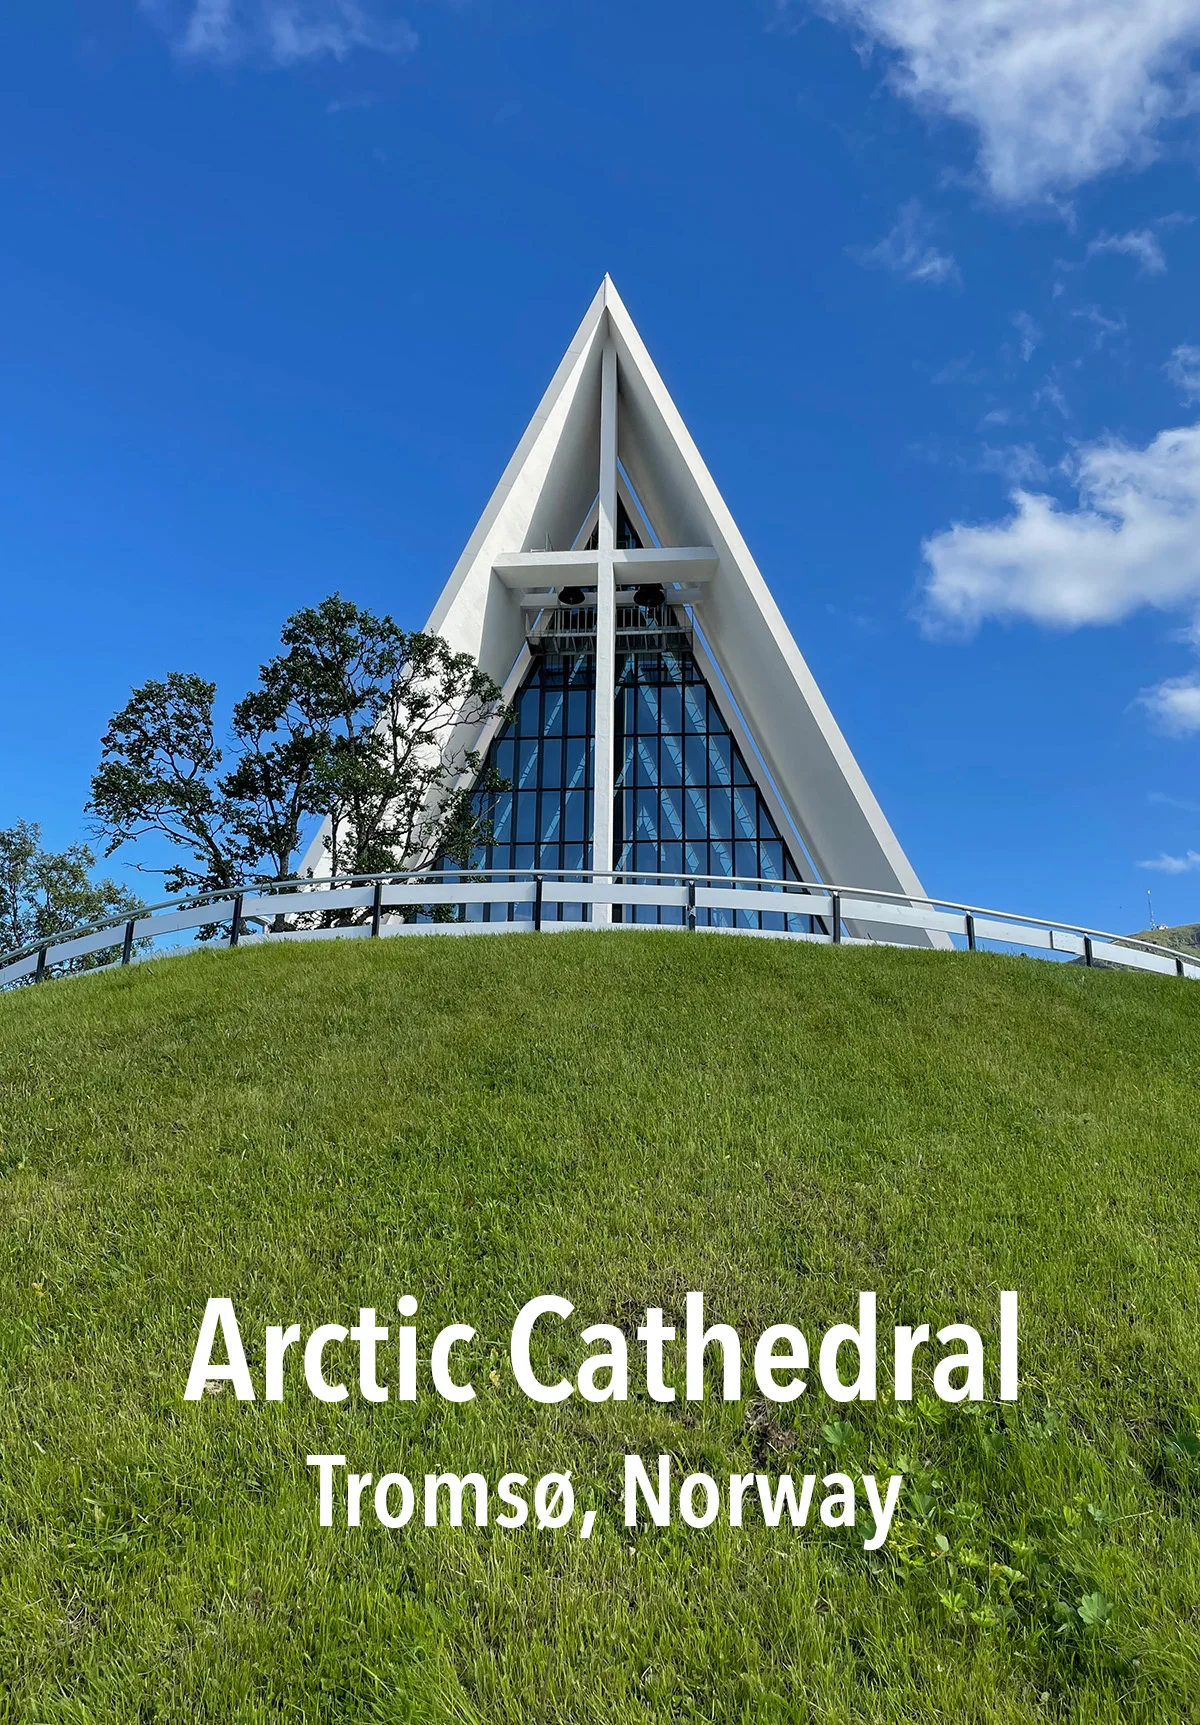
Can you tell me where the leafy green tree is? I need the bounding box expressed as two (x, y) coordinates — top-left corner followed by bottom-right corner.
(221, 684), (325, 887)
(0, 821), (142, 971)
(254, 596), (508, 879)
(87, 596), (510, 897)
(87, 672), (240, 895)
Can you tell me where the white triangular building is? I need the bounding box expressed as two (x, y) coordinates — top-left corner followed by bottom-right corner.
(306, 276), (932, 939)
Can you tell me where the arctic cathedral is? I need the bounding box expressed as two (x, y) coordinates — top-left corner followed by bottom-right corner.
(303, 277), (931, 940)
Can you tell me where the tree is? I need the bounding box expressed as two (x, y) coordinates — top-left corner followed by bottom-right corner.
(221, 682), (325, 887)
(253, 596), (508, 879)
(0, 821), (142, 972)
(88, 673), (241, 896)
(87, 596), (510, 897)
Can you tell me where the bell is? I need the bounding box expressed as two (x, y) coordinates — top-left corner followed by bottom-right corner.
(634, 583), (666, 609)
(558, 586), (586, 607)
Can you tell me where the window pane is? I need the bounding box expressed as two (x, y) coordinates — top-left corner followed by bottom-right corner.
(685, 786), (707, 840)
(732, 785), (758, 840)
(684, 733), (708, 787)
(564, 790), (586, 841)
(540, 742), (563, 790)
(517, 740), (538, 789)
(711, 839), (735, 876)
(735, 840), (759, 878)
(565, 736), (586, 789)
(760, 840), (784, 881)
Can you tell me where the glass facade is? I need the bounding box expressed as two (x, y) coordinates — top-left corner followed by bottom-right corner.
(475, 652), (596, 910)
(464, 629), (817, 932)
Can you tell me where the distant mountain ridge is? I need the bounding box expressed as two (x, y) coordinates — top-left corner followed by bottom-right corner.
(1131, 922), (1200, 952)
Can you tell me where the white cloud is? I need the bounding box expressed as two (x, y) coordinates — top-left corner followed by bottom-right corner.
(1085, 229), (1168, 274)
(326, 90), (380, 113)
(179, 0), (235, 55)
(1012, 311), (1041, 362)
(1071, 304), (1128, 349)
(806, 0), (1200, 201)
(920, 421), (1200, 634)
(1139, 847), (1200, 870)
(855, 200), (959, 285)
(1032, 374), (1070, 418)
(140, 0), (417, 65)
(975, 442), (1048, 484)
(1166, 344), (1200, 401)
(1139, 673), (1200, 733)
(931, 355), (987, 385)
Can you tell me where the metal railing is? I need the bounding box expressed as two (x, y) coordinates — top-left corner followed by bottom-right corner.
(2, 868), (1197, 989)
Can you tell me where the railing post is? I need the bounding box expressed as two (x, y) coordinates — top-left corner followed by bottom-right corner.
(533, 875), (544, 933)
(831, 892), (842, 944)
(1083, 935), (1094, 968)
(965, 912), (976, 953)
(35, 944), (47, 982)
(229, 892), (244, 950)
(1177, 955), (1185, 978)
(371, 880), (383, 938)
(686, 880), (696, 932)
(122, 919), (135, 965)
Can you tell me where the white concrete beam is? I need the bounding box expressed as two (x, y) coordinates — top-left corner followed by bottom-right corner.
(493, 546), (717, 589)
(493, 550), (600, 587)
(593, 337), (618, 916)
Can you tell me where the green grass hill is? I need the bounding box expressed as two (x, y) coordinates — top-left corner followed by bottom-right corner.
(2, 934), (1199, 1723)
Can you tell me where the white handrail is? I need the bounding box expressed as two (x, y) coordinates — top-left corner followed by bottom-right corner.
(2, 869), (1196, 989)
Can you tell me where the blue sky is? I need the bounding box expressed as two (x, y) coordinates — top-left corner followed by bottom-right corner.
(5, 1), (1200, 931)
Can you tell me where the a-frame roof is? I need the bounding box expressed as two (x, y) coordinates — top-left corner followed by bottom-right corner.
(421, 276), (929, 905)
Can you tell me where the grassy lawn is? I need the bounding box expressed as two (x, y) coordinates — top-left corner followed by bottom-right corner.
(1, 932), (1198, 1723)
